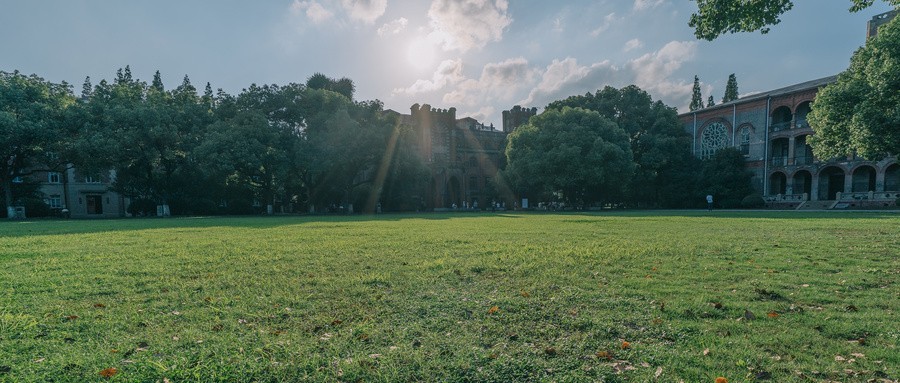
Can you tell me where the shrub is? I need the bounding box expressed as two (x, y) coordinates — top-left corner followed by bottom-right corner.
(741, 193), (766, 209)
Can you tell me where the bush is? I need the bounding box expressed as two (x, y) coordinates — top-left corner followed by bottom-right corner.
(896, 197), (900, 207)
(23, 198), (51, 218)
(741, 193), (766, 209)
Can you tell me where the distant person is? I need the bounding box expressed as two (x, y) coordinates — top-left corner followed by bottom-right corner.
(706, 194), (714, 211)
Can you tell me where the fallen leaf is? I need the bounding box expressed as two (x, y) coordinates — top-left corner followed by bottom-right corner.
(93, 303), (106, 308)
(621, 341), (631, 350)
(33, 358), (45, 363)
(487, 306), (500, 315)
(850, 353), (864, 358)
(520, 291), (530, 298)
(331, 319), (343, 326)
(65, 315), (79, 321)
(835, 355), (846, 361)
(715, 377), (728, 383)
(703, 348), (710, 356)
(767, 311), (779, 318)
(99, 367), (118, 378)
(640, 361), (651, 368)
(655, 366), (663, 378)
(544, 347), (557, 356)
(846, 305), (858, 312)
(713, 302), (723, 310)
(596, 351), (613, 360)
(368, 354), (381, 359)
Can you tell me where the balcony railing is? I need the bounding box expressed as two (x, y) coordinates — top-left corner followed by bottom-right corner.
(794, 156), (814, 165)
(770, 156), (788, 166)
(795, 119), (809, 129)
(770, 121), (791, 132)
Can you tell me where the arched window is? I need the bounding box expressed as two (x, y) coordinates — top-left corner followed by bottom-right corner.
(739, 126), (751, 155)
(700, 122), (728, 159)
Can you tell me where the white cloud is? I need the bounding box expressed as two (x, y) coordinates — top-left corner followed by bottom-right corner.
(378, 17), (408, 36)
(341, 0), (387, 24)
(520, 40), (698, 109)
(590, 13), (617, 37)
(394, 59), (465, 95)
(427, 0), (513, 52)
(553, 17), (564, 33)
(624, 38), (643, 52)
(443, 57), (537, 105)
(633, 0), (665, 11)
(291, 0), (334, 24)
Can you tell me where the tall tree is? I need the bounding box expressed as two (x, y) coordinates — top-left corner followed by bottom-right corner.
(707, 95), (716, 107)
(0, 71), (76, 218)
(723, 73), (739, 103)
(807, 15), (900, 160)
(690, 75), (704, 111)
(701, 147), (754, 208)
(505, 107), (634, 207)
(545, 85), (697, 208)
(689, 0), (898, 40)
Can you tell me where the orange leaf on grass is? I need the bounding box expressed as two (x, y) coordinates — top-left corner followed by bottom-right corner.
(99, 367), (118, 378)
(596, 350), (612, 360)
(487, 306), (500, 315)
(715, 377), (728, 383)
(621, 341), (631, 350)
(767, 311), (779, 318)
(65, 315), (79, 321)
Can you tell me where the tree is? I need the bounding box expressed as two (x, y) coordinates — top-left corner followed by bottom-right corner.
(545, 85), (697, 208)
(505, 107), (634, 207)
(689, 0), (898, 41)
(690, 75), (704, 111)
(808, 16), (900, 160)
(723, 73), (739, 103)
(0, 71), (76, 218)
(707, 95), (716, 107)
(701, 147), (754, 208)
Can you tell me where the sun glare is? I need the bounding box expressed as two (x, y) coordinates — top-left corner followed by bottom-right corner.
(407, 37), (436, 70)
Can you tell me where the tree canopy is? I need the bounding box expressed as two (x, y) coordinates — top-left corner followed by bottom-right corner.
(689, 0), (898, 41)
(723, 73), (739, 103)
(807, 15), (900, 160)
(690, 75), (704, 111)
(505, 107), (634, 207)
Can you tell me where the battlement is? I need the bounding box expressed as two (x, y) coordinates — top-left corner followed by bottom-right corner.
(502, 105), (538, 133)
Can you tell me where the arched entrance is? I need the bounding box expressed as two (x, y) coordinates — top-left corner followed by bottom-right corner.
(818, 166), (845, 200)
(852, 166), (877, 192)
(769, 172), (787, 195)
(886, 163), (900, 191)
(447, 176), (461, 208)
(792, 170), (812, 196)
(771, 106), (793, 131)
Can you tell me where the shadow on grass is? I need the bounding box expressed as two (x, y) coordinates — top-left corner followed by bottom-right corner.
(0, 210), (895, 238)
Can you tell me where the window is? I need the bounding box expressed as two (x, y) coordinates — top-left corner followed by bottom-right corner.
(700, 122), (729, 159)
(48, 172), (61, 183)
(739, 127), (751, 156)
(48, 195), (62, 208)
(84, 175), (101, 184)
(12, 176), (23, 183)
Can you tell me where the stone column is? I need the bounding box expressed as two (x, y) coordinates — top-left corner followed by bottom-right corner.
(844, 172), (853, 194)
(810, 174), (819, 201)
(876, 170), (886, 192)
(788, 136), (796, 165)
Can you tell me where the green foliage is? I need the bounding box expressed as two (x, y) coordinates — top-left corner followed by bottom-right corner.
(689, 0), (898, 40)
(707, 95), (715, 107)
(545, 85), (698, 208)
(505, 107), (634, 206)
(701, 147), (754, 208)
(808, 15), (900, 160)
(0, 213), (897, 381)
(0, 70), (76, 217)
(723, 73), (739, 103)
(741, 193), (766, 208)
(689, 75), (704, 111)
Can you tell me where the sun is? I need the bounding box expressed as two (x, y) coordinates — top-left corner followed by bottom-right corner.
(407, 37), (437, 70)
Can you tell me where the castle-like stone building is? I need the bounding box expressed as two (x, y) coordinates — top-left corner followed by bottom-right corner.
(390, 104), (536, 209)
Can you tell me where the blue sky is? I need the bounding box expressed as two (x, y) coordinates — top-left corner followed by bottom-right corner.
(1, 1), (894, 126)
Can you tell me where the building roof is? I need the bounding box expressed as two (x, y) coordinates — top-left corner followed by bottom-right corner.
(680, 75), (838, 117)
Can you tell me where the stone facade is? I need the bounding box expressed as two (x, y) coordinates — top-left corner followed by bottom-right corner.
(28, 167), (129, 218)
(392, 104), (535, 209)
(679, 77), (899, 209)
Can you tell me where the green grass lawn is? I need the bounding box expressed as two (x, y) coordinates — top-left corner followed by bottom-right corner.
(0, 212), (898, 382)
